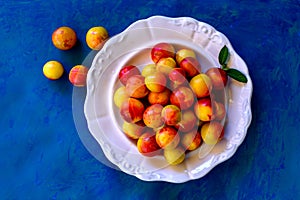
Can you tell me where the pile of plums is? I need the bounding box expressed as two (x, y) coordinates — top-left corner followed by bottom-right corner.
(113, 43), (228, 165)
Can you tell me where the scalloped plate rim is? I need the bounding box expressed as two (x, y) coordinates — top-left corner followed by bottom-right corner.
(84, 15), (253, 183)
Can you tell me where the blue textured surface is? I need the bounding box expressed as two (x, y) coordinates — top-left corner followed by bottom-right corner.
(1, 0), (300, 199)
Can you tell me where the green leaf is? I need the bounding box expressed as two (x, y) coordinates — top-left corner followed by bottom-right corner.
(218, 45), (229, 66)
(226, 68), (248, 83)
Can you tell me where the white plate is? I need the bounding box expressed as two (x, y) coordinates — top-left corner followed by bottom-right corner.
(84, 16), (253, 183)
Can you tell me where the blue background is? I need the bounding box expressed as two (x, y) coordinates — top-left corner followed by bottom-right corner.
(1, 0), (300, 199)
